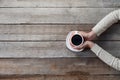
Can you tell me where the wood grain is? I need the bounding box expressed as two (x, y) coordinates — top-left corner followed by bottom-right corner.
(0, 0), (119, 79)
(0, 24), (119, 58)
(0, 41), (118, 58)
(99, 22), (120, 40)
(0, 41), (94, 58)
(0, 58), (118, 75)
(0, 24), (92, 41)
(0, 23), (119, 41)
(0, 0), (119, 8)
(45, 75), (120, 80)
(0, 8), (116, 24)
(0, 75), (120, 80)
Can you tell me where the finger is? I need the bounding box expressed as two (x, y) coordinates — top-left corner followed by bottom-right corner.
(73, 42), (88, 50)
(74, 41), (88, 50)
(78, 31), (88, 40)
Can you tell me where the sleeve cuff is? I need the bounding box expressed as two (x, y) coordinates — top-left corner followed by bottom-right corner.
(92, 27), (101, 36)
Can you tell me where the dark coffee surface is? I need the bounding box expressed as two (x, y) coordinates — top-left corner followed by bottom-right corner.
(71, 34), (83, 46)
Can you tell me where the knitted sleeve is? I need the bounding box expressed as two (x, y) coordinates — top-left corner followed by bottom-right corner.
(91, 44), (120, 71)
(92, 9), (120, 36)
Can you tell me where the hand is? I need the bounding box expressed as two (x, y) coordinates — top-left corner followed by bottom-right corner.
(69, 30), (97, 41)
(72, 41), (95, 50)
(87, 31), (97, 40)
(69, 31), (96, 50)
(79, 31), (97, 41)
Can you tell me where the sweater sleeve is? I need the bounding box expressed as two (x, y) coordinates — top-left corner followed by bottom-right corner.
(91, 44), (120, 71)
(92, 9), (120, 36)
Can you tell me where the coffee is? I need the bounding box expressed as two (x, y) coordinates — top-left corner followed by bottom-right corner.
(71, 34), (83, 46)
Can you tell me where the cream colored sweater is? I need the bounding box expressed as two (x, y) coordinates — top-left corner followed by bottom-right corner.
(91, 9), (120, 71)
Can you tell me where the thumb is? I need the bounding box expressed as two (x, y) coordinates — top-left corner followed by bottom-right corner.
(79, 31), (89, 40)
(80, 41), (88, 49)
(73, 41), (88, 50)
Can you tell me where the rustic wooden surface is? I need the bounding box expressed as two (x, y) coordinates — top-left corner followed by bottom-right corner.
(0, 0), (120, 80)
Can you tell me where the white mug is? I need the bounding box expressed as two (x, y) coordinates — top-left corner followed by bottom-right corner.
(70, 31), (84, 47)
(66, 31), (84, 52)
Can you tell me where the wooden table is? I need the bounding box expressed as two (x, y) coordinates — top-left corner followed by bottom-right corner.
(0, 0), (120, 80)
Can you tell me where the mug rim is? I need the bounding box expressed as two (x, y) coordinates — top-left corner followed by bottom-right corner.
(69, 31), (84, 47)
(66, 31), (84, 52)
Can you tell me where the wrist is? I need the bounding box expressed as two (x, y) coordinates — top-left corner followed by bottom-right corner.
(88, 31), (97, 40)
(87, 41), (95, 49)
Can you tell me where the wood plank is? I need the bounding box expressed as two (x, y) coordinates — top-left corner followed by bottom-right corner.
(45, 75), (120, 80)
(0, 41), (94, 58)
(0, 8), (116, 24)
(0, 75), (120, 80)
(0, 41), (118, 58)
(99, 23), (120, 41)
(0, 23), (119, 41)
(97, 41), (120, 57)
(0, 24), (92, 41)
(0, 0), (119, 8)
(88, 75), (120, 80)
(0, 58), (118, 75)
(0, 76), (44, 80)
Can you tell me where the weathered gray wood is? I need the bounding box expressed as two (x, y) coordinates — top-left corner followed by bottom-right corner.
(99, 23), (120, 40)
(88, 75), (120, 80)
(0, 8), (116, 24)
(0, 75), (120, 80)
(0, 0), (119, 79)
(0, 24), (119, 41)
(0, 41), (118, 58)
(45, 75), (120, 80)
(0, 41), (94, 58)
(97, 41), (120, 57)
(0, 76), (45, 80)
(0, 24), (92, 41)
(0, 58), (118, 75)
(0, 0), (119, 8)
(44, 75), (120, 80)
